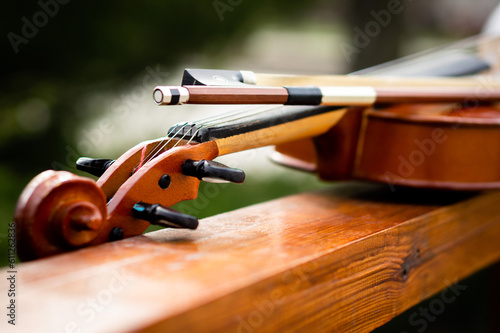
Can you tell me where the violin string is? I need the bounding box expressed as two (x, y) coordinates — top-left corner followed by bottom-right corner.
(198, 105), (284, 127)
(141, 123), (183, 163)
(185, 126), (203, 146)
(139, 117), (203, 168)
(166, 106), (267, 151)
(174, 105), (286, 142)
(175, 105), (285, 147)
(170, 123), (197, 149)
(142, 122), (190, 165)
(139, 104), (288, 167)
(145, 106), (279, 165)
(190, 105), (263, 124)
(189, 105), (269, 127)
(153, 123), (192, 154)
(141, 126), (178, 163)
(165, 105), (278, 144)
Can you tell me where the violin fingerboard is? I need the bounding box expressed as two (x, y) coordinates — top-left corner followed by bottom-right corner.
(168, 105), (341, 142)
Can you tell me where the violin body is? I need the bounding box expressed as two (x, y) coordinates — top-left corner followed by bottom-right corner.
(274, 103), (500, 190)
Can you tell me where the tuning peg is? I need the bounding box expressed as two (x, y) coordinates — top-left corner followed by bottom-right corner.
(76, 158), (115, 177)
(182, 159), (245, 184)
(132, 202), (198, 229)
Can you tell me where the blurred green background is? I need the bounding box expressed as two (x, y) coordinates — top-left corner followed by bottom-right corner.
(2, 0), (500, 330)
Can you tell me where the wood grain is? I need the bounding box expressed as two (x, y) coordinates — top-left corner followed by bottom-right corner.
(186, 86), (288, 104)
(2, 184), (500, 332)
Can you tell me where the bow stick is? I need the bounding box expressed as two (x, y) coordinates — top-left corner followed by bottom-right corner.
(155, 39), (500, 107)
(153, 82), (500, 107)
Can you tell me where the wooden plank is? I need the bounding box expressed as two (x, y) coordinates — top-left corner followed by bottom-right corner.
(2, 183), (500, 332)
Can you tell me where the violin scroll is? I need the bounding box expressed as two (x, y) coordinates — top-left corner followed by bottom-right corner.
(14, 170), (108, 261)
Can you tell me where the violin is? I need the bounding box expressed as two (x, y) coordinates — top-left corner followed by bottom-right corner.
(14, 35), (500, 261)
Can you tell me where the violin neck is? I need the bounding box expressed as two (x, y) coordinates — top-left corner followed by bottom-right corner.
(168, 105), (346, 155)
(214, 107), (347, 155)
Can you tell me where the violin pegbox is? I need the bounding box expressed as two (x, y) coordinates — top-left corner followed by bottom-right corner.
(14, 139), (245, 261)
(101, 140), (226, 234)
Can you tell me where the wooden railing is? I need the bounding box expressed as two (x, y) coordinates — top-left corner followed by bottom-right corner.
(2, 183), (500, 332)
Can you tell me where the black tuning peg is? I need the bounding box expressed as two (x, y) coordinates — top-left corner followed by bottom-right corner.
(182, 159), (245, 184)
(132, 202), (198, 229)
(76, 158), (115, 177)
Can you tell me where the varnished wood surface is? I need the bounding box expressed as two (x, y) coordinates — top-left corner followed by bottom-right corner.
(354, 107), (500, 190)
(186, 85), (289, 104)
(3, 183), (500, 332)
